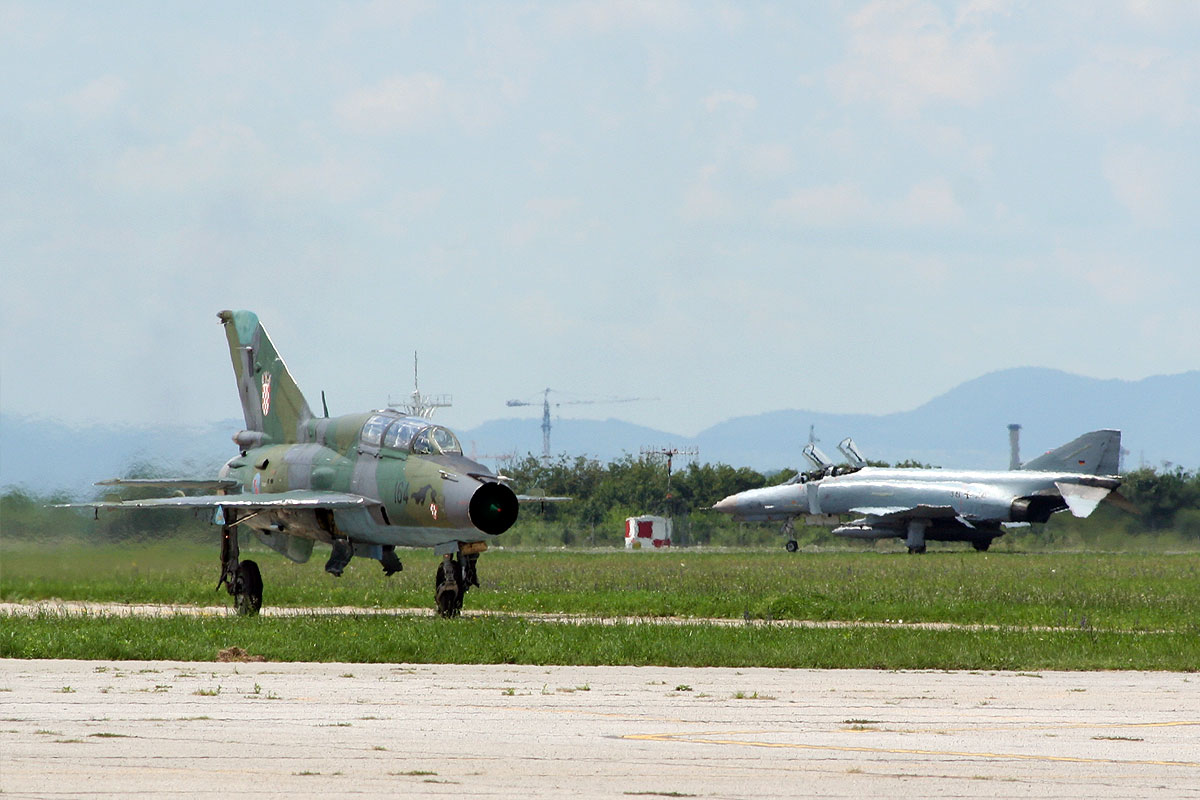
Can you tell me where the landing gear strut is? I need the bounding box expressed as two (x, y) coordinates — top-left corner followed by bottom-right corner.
(434, 544), (484, 618)
(435, 554), (463, 618)
(218, 517), (263, 616)
(781, 518), (798, 553)
(906, 519), (927, 554)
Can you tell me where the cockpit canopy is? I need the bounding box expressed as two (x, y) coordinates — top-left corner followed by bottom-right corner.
(360, 413), (462, 456)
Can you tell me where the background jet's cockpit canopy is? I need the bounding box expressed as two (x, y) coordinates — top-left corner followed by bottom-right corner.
(361, 413), (462, 456)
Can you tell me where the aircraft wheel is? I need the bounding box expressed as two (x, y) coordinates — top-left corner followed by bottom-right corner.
(785, 540), (799, 553)
(907, 545), (926, 554)
(434, 560), (464, 619)
(234, 560), (263, 616)
(972, 540), (991, 552)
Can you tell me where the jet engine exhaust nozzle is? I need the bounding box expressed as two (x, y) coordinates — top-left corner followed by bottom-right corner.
(469, 482), (520, 535)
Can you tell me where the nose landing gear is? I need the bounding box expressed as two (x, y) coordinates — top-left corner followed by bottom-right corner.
(434, 543), (485, 618)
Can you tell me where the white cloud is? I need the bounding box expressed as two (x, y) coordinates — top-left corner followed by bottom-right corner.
(336, 73), (448, 134)
(891, 177), (965, 226)
(770, 182), (872, 227)
(506, 196), (580, 246)
(1102, 146), (1172, 227)
(329, 0), (430, 41)
(1122, 0), (1200, 29)
(62, 75), (126, 118)
(1056, 45), (1197, 128)
(772, 178), (965, 229)
(109, 122), (269, 191)
(680, 164), (733, 222)
(742, 143), (795, 179)
(703, 90), (757, 113)
(548, 0), (691, 35)
(1054, 247), (1160, 305)
(829, 0), (1007, 115)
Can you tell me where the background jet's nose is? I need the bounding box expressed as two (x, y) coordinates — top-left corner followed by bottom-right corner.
(711, 495), (740, 514)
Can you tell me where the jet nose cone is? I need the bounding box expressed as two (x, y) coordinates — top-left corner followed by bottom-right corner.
(711, 495), (739, 515)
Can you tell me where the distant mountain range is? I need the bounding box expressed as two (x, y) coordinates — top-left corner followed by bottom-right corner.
(3, 367), (1196, 497)
(464, 368), (1199, 473)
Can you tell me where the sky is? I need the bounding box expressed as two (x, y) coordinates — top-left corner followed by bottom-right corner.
(3, 0), (1198, 438)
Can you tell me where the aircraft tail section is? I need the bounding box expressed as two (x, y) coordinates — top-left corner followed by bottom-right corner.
(1022, 429), (1121, 475)
(218, 310), (313, 445)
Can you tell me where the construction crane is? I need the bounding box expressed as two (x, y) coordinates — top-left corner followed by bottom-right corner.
(506, 388), (647, 460)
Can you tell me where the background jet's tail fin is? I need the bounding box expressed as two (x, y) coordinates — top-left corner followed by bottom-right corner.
(218, 310), (313, 444)
(1022, 429), (1121, 475)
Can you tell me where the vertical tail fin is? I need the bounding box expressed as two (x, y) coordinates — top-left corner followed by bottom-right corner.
(1022, 429), (1122, 475)
(218, 310), (313, 445)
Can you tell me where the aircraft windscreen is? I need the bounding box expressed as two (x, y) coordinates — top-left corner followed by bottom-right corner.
(411, 425), (462, 455)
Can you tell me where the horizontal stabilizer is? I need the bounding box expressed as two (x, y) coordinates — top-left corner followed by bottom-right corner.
(1055, 481), (1111, 518)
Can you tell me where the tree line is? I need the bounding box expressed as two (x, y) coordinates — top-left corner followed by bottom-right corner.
(2, 457), (1198, 549)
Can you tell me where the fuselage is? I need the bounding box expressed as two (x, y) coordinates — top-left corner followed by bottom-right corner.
(713, 466), (1120, 526)
(218, 410), (517, 548)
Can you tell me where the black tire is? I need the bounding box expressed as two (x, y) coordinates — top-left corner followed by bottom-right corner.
(785, 540), (799, 553)
(234, 559), (263, 616)
(907, 545), (926, 554)
(972, 540), (992, 552)
(434, 561), (463, 618)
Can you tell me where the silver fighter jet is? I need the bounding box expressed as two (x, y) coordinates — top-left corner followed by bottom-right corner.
(712, 430), (1125, 553)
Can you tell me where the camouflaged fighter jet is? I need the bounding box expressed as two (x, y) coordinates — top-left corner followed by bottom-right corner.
(712, 430), (1126, 553)
(66, 310), (548, 617)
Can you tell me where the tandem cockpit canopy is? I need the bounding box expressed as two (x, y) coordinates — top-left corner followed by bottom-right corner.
(360, 413), (463, 455)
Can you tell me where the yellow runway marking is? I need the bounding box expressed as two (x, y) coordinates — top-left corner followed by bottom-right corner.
(626, 729), (1200, 768)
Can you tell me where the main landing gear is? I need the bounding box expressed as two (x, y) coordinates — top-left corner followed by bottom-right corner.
(218, 519), (263, 616)
(215, 518), (487, 618)
(434, 543), (484, 618)
(905, 520), (928, 554)
(781, 518), (799, 553)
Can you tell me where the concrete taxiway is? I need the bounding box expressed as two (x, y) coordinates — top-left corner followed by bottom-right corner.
(1, 660), (1196, 798)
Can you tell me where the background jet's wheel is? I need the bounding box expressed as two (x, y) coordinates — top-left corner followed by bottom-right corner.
(234, 559), (263, 616)
(972, 540), (992, 552)
(907, 545), (927, 554)
(785, 540), (799, 553)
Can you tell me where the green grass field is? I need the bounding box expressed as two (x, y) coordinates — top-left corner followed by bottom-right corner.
(3, 539), (1198, 669)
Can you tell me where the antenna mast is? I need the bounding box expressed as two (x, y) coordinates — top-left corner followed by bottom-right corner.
(390, 351), (452, 419)
(640, 445), (700, 501)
